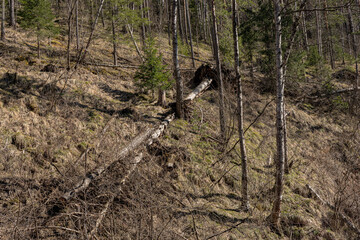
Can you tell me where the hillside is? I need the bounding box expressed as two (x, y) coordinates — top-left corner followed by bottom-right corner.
(0, 23), (359, 240)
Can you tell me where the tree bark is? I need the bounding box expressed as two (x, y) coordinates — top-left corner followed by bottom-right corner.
(210, 0), (226, 141)
(9, 0), (15, 28)
(1, 0), (4, 41)
(173, 0), (183, 118)
(270, 0), (285, 228)
(232, 0), (249, 211)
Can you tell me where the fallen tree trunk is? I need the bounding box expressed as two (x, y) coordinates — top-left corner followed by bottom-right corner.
(83, 62), (195, 71)
(61, 75), (213, 202)
(306, 184), (360, 236)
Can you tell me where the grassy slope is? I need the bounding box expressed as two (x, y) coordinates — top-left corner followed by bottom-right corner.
(0, 26), (358, 239)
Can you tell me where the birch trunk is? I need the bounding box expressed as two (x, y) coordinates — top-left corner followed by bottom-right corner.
(210, 0), (226, 141)
(232, 0), (249, 210)
(173, 0), (183, 118)
(270, 0), (285, 228)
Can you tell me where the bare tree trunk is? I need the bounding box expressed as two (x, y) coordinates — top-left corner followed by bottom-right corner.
(66, 0), (73, 71)
(232, 0), (249, 211)
(185, 0), (195, 68)
(111, 6), (117, 66)
(347, 3), (359, 111)
(141, 2), (146, 48)
(182, 0), (188, 45)
(1, 0), (5, 41)
(315, 0), (322, 57)
(75, 0), (79, 51)
(323, 0), (335, 69)
(9, 0), (15, 28)
(210, 0), (226, 141)
(301, 11), (309, 52)
(177, 0), (184, 42)
(173, 0), (183, 118)
(167, 0), (171, 45)
(270, 0), (285, 228)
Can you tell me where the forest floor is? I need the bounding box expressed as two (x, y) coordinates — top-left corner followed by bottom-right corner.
(0, 26), (359, 240)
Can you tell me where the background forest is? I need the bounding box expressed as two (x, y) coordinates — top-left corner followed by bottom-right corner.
(0, 0), (359, 239)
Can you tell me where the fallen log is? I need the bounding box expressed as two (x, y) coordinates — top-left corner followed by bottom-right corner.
(83, 62), (195, 71)
(306, 184), (360, 236)
(61, 75), (213, 202)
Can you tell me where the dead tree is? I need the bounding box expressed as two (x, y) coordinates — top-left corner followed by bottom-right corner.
(232, 0), (249, 211)
(270, 0), (286, 228)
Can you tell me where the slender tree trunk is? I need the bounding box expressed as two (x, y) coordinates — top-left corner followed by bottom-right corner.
(9, 0), (15, 28)
(210, 0), (226, 141)
(177, 0), (184, 42)
(111, 6), (117, 66)
(301, 11), (309, 52)
(270, 0), (285, 228)
(168, 0), (171, 45)
(141, 2), (146, 48)
(315, 0), (322, 57)
(173, 0), (183, 118)
(146, 0), (151, 33)
(347, 3), (359, 110)
(323, 0), (335, 69)
(185, 0), (195, 68)
(182, 0), (188, 45)
(75, 0), (79, 51)
(1, 0), (5, 41)
(67, 0), (73, 71)
(283, 104), (289, 174)
(232, 0), (249, 211)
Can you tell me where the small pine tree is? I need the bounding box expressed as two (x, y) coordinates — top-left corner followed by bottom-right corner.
(18, 0), (58, 58)
(135, 38), (172, 107)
